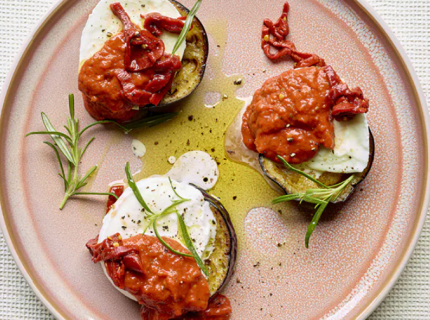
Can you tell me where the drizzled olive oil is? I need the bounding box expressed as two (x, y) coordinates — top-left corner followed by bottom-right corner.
(129, 20), (284, 246)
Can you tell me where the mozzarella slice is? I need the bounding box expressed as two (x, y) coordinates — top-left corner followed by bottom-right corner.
(303, 114), (370, 173)
(80, 0), (186, 65)
(99, 176), (217, 258)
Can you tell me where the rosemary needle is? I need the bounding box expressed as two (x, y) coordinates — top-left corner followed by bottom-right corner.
(172, 0), (203, 55)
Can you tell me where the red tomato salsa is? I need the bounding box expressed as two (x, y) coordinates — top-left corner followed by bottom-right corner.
(78, 3), (185, 122)
(141, 294), (232, 320)
(87, 233), (232, 319)
(242, 67), (335, 164)
(242, 1), (369, 164)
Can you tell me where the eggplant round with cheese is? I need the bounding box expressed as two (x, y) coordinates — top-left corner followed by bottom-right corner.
(78, 0), (208, 122)
(238, 2), (376, 247)
(87, 179), (236, 318)
(86, 152), (236, 319)
(241, 66), (374, 203)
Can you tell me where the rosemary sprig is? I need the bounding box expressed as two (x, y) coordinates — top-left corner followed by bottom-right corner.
(26, 94), (125, 209)
(26, 94), (179, 209)
(172, 0), (203, 55)
(124, 164), (209, 276)
(125, 162), (154, 215)
(272, 155), (354, 248)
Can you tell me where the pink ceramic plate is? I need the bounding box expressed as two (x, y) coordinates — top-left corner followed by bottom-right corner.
(0, 0), (429, 319)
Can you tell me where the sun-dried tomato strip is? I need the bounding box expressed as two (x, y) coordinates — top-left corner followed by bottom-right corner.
(108, 3), (184, 108)
(115, 70), (152, 105)
(324, 66), (369, 120)
(111, 2), (165, 71)
(143, 13), (187, 36)
(115, 54), (182, 106)
(86, 234), (134, 263)
(106, 185), (124, 213)
(86, 233), (217, 320)
(261, 2), (325, 67)
(86, 234), (143, 289)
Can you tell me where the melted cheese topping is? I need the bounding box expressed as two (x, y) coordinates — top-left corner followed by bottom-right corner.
(304, 114), (369, 173)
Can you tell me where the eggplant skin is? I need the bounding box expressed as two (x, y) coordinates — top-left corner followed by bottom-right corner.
(195, 187), (237, 297)
(260, 129), (375, 203)
(160, 0), (209, 105)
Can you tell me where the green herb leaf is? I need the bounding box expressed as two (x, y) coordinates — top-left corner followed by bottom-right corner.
(277, 155), (328, 189)
(169, 177), (185, 200)
(41, 112), (75, 165)
(160, 199), (190, 217)
(79, 120), (131, 137)
(176, 211), (209, 276)
(66, 161), (72, 186)
(69, 94), (75, 120)
(305, 198), (330, 248)
(125, 162), (154, 215)
(152, 217), (194, 258)
(301, 193), (328, 206)
(123, 113), (178, 130)
(142, 221), (151, 236)
(26, 130), (72, 143)
(76, 165), (98, 190)
(73, 191), (119, 199)
(272, 193), (301, 204)
(43, 141), (65, 182)
(172, 0), (202, 55)
(81, 137), (95, 158)
(332, 175), (354, 201)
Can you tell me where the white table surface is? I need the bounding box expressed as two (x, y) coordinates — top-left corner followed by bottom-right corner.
(0, 0), (429, 319)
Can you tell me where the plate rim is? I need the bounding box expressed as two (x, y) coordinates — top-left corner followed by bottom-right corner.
(0, 0), (428, 319)
(0, 1), (71, 318)
(345, 1), (430, 318)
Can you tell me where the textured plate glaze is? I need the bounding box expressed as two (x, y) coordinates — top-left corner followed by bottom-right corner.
(0, 0), (428, 319)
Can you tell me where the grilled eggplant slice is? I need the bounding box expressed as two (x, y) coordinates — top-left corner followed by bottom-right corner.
(260, 130), (375, 203)
(199, 189), (237, 296)
(160, 0), (209, 105)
